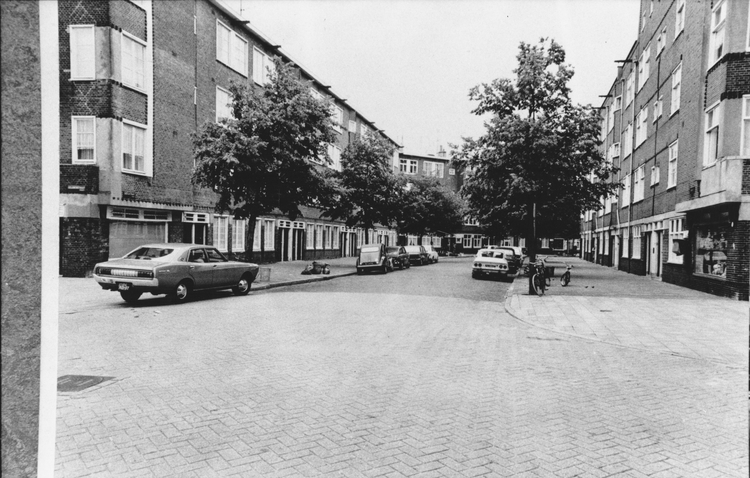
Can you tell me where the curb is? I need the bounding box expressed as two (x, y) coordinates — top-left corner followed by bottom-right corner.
(252, 271), (358, 291)
(502, 275), (741, 369)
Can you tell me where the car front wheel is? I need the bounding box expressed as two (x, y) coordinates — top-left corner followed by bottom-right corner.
(232, 274), (252, 296)
(120, 290), (142, 303)
(172, 280), (192, 303)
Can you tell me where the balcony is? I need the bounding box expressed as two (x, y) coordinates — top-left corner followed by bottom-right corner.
(675, 156), (745, 213)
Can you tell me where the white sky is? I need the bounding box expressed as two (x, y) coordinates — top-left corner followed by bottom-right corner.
(228, 0), (640, 154)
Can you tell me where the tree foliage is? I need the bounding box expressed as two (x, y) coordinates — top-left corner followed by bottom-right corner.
(397, 175), (465, 240)
(192, 60), (336, 254)
(456, 39), (619, 256)
(320, 134), (399, 235)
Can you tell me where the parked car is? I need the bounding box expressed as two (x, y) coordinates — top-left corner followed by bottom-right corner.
(495, 246), (522, 274)
(404, 245), (430, 265)
(357, 244), (393, 274)
(423, 245), (439, 263)
(386, 246), (411, 270)
(472, 248), (511, 281)
(93, 243), (259, 303)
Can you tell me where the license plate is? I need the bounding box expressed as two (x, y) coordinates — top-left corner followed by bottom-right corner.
(118, 283), (131, 291)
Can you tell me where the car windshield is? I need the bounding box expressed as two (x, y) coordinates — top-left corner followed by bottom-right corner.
(124, 247), (175, 260)
(404, 246), (420, 253)
(361, 246), (380, 253)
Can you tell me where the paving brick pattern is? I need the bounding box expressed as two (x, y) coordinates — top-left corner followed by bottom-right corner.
(55, 264), (748, 477)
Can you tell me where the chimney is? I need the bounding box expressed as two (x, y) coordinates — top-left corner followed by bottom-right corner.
(437, 145), (447, 158)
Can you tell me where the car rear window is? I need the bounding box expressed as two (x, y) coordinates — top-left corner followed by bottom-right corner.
(124, 247), (175, 260)
(361, 246), (380, 253)
(386, 247), (399, 253)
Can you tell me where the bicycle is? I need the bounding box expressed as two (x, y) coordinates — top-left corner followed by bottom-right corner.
(559, 263), (573, 287)
(530, 259), (550, 296)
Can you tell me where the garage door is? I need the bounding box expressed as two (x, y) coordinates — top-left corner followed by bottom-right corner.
(109, 221), (166, 258)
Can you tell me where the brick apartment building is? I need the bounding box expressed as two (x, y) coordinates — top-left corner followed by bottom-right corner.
(582, 0), (750, 300)
(56, 0), (401, 277)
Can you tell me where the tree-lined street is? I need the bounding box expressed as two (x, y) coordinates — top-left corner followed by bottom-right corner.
(55, 259), (747, 477)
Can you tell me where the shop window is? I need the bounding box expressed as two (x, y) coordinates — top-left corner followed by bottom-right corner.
(694, 225), (728, 278)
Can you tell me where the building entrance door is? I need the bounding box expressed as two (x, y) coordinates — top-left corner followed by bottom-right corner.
(648, 231), (661, 277)
(291, 228), (303, 261)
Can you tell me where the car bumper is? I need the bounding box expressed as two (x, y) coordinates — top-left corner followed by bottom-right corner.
(473, 268), (508, 276)
(94, 274), (160, 292)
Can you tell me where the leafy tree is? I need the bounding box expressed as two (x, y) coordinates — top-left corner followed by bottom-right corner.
(397, 175), (465, 243)
(456, 38), (619, 270)
(321, 134), (399, 237)
(192, 60), (336, 256)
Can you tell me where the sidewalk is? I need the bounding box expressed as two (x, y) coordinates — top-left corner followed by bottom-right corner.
(252, 255), (358, 290)
(505, 256), (749, 368)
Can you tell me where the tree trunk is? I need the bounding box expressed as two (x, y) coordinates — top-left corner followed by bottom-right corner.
(526, 202), (537, 295)
(246, 214), (257, 262)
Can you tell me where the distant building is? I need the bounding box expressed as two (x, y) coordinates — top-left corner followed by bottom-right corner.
(582, 0), (749, 300)
(55, 0), (400, 276)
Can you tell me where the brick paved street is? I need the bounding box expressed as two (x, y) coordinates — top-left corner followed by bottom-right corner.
(55, 259), (748, 477)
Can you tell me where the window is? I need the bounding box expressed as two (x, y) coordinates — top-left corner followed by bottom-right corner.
(695, 224), (729, 278)
(622, 123), (632, 157)
(263, 219), (275, 250)
(424, 161), (444, 178)
(400, 159), (417, 174)
(742, 96), (750, 156)
(632, 226), (642, 259)
(635, 108), (648, 147)
(626, 71), (635, 106)
(633, 166), (645, 202)
(650, 164), (660, 186)
(604, 194), (612, 215)
(121, 33), (146, 90)
(668, 217), (685, 264)
(324, 225), (332, 249)
(213, 215), (228, 251)
(70, 25), (95, 80)
(637, 44), (650, 91)
(332, 226), (340, 249)
(621, 228), (629, 257)
(668, 140), (678, 189)
(216, 86), (232, 122)
(670, 64), (681, 115)
(675, 0), (685, 38)
(708, 0), (726, 67)
(621, 174), (631, 208)
(704, 103), (721, 166)
(232, 219), (246, 252)
(122, 121), (146, 173)
(328, 144), (341, 171)
(348, 120), (357, 133)
(653, 96), (663, 122)
(253, 47), (274, 85)
(656, 27), (667, 55)
(332, 106), (343, 132)
(315, 224), (323, 249)
(306, 224), (315, 249)
(360, 124), (370, 138)
(216, 21), (247, 75)
(72, 116), (95, 163)
(610, 142), (621, 160)
(473, 236), (482, 249)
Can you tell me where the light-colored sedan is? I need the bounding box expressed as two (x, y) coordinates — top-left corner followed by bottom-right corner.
(472, 248), (511, 281)
(93, 243), (259, 303)
(423, 245), (439, 263)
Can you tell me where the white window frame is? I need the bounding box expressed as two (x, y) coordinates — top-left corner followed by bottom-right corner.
(424, 161), (445, 178)
(328, 144), (342, 172)
(704, 101), (722, 166)
(332, 106), (343, 133)
(650, 164), (660, 187)
(253, 47), (274, 85)
(621, 174), (631, 209)
(656, 27), (666, 56)
(315, 224), (323, 249)
(216, 20), (247, 76)
(708, 0), (726, 68)
(637, 44), (650, 91)
(675, 0), (685, 38)
(670, 63), (682, 116)
(122, 119), (147, 175)
(72, 116), (96, 164)
(70, 25), (95, 80)
(668, 140), (678, 189)
(636, 108), (648, 147)
(213, 215), (229, 252)
(633, 166), (645, 202)
(626, 71), (635, 106)
(622, 228), (629, 258)
(632, 226), (642, 259)
(121, 31), (146, 91)
(348, 120), (357, 133)
(742, 96), (750, 157)
(232, 219), (246, 252)
(215, 86), (233, 123)
(360, 124), (370, 138)
(668, 217), (686, 264)
(332, 226), (340, 249)
(622, 123), (632, 157)
(305, 224), (315, 249)
(653, 95), (663, 123)
(263, 219), (275, 251)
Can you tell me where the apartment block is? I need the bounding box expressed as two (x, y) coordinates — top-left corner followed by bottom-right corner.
(56, 0), (400, 276)
(582, 0), (749, 300)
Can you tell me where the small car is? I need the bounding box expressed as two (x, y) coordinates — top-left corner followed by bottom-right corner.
(357, 244), (393, 274)
(404, 245), (430, 266)
(386, 246), (411, 270)
(495, 246), (522, 274)
(472, 248), (511, 281)
(93, 243), (260, 303)
(423, 245), (439, 263)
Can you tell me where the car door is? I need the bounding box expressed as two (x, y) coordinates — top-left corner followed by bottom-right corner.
(205, 247), (238, 287)
(187, 248), (214, 289)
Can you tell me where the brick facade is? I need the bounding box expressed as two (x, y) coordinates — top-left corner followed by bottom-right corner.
(60, 164), (99, 194)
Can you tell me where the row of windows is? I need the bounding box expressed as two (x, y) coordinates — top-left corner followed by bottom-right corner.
(399, 159), (445, 178)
